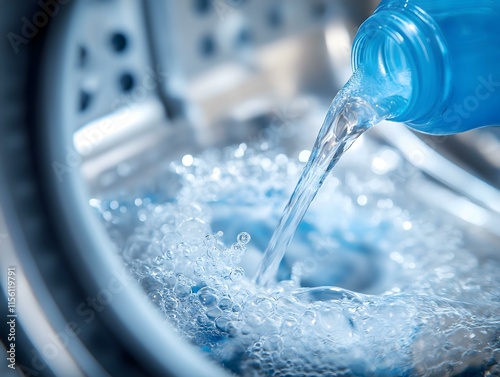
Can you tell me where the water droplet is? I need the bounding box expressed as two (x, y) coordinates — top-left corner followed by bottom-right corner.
(237, 232), (251, 244)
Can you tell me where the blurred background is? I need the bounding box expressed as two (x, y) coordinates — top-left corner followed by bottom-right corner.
(1, 1), (499, 376)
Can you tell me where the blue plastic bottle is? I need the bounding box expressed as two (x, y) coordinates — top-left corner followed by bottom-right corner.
(351, 0), (500, 134)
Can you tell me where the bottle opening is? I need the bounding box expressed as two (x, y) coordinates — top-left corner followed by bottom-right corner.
(352, 5), (450, 126)
(352, 28), (412, 122)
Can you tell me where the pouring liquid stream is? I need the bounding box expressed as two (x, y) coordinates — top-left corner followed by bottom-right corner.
(254, 68), (409, 287)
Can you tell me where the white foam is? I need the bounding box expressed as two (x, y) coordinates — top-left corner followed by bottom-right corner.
(94, 136), (500, 376)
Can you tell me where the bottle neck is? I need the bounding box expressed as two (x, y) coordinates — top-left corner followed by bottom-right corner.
(352, 2), (451, 127)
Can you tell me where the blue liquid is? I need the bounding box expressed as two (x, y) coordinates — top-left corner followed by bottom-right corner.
(353, 0), (500, 134)
(254, 69), (407, 286)
(256, 0), (500, 285)
(253, 102), (369, 286)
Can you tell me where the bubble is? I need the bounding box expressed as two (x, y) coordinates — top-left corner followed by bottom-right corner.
(231, 242), (246, 254)
(249, 295), (274, 313)
(231, 303), (242, 313)
(177, 218), (210, 245)
(161, 233), (182, 252)
(206, 307), (222, 320)
(219, 266), (232, 280)
(207, 246), (220, 258)
(174, 283), (191, 300)
(194, 265), (206, 277)
(230, 267), (245, 281)
(162, 272), (176, 288)
(218, 297), (232, 311)
(215, 316), (232, 332)
(264, 334), (283, 350)
(148, 290), (163, 305)
(198, 287), (218, 307)
(164, 296), (178, 312)
(136, 264), (151, 277)
(204, 234), (217, 247)
(153, 255), (165, 265)
(244, 312), (265, 328)
(164, 249), (174, 261)
(237, 232), (251, 245)
(139, 276), (160, 293)
(178, 242), (191, 257)
(302, 310), (317, 326)
(150, 267), (163, 277)
(281, 315), (298, 330)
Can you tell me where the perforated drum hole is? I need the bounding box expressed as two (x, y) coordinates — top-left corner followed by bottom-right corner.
(79, 89), (92, 112)
(110, 32), (128, 53)
(200, 34), (217, 57)
(119, 72), (135, 92)
(267, 5), (283, 28)
(194, 0), (211, 15)
(78, 45), (88, 68)
(311, 1), (327, 18)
